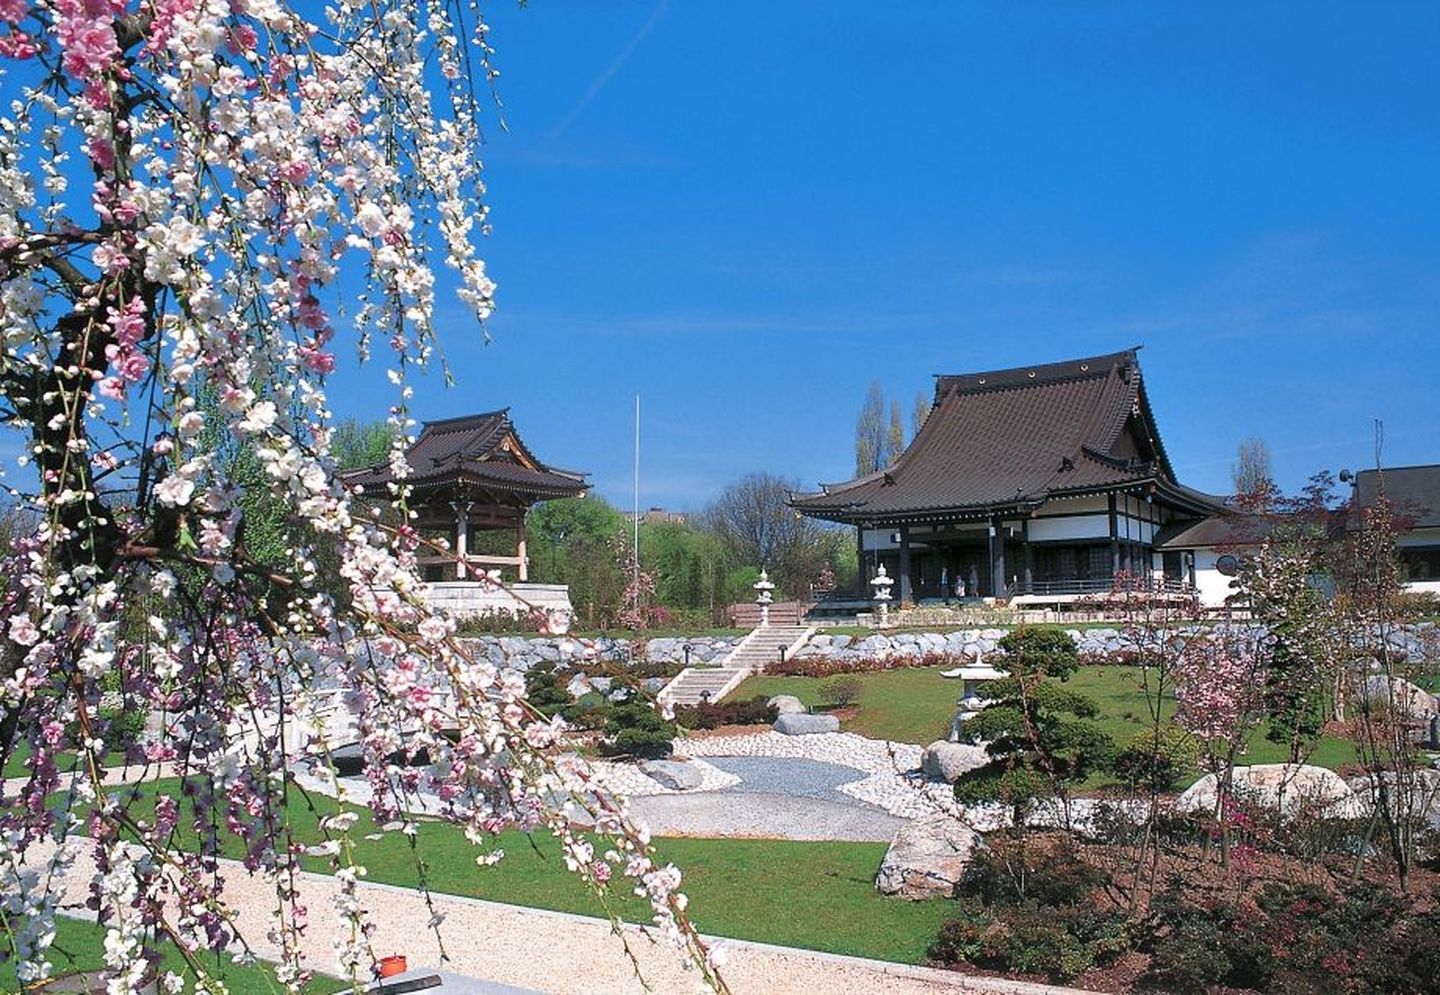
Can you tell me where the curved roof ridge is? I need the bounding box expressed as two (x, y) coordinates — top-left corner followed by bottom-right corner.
(933, 347), (1139, 403)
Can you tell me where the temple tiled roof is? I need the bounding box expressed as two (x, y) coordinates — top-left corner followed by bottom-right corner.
(340, 410), (588, 500)
(792, 349), (1225, 524)
(1154, 514), (1271, 549)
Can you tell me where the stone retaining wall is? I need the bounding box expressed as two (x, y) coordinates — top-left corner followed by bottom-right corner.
(456, 622), (1434, 673)
(795, 622), (1437, 665)
(454, 634), (741, 672)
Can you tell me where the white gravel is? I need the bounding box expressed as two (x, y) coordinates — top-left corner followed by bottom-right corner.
(588, 757), (739, 796)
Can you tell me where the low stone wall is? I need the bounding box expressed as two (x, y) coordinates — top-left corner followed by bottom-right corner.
(454, 622), (1435, 673)
(793, 622), (1438, 665)
(453, 634), (742, 672)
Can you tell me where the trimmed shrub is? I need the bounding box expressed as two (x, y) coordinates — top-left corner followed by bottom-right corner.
(1113, 725), (1199, 792)
(673, 696), (776, 730)
(597, 701), (676, 759)
(817, 674), (863, 707)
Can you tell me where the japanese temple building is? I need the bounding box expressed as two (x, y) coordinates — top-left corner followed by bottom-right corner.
(791, 349), (1229, 606)
(341, 410), (588, 616)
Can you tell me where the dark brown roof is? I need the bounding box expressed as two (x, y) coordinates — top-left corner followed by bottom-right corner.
(1154, 514), (1272, 550)
(792, 349), (1225, 524)
(1354, 465), (1440, 529)
(340, 410), (588, 501)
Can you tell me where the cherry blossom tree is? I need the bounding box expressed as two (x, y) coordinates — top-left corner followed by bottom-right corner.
(0, 3), (723, 991)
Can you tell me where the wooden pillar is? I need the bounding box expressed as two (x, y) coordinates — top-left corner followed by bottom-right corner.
(1021, 517), (1034, 593)
(897, 524), (913, 606)
(1107, 493), (1120, 579)
(856, 524), (867, 589)
(989, 516), (1006, 597)
(516, 516), (529, 582)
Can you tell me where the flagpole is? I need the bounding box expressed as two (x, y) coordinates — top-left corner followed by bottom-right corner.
(633, 394), (641, 596)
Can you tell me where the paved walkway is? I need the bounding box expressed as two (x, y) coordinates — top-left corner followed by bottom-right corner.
(29, 839), (1092, 995)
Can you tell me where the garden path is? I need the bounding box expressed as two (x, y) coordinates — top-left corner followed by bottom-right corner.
(24, 838), (1093, 995)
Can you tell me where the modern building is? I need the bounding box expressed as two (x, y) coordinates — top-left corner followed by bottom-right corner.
(790, 349), (1229, 606)
(341, 410), (588, 617)
(1354, 464), (1440, 595)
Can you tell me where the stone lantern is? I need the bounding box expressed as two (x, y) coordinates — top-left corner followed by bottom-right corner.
(753, 569), (776, 627)
(870, 564), (894, 626)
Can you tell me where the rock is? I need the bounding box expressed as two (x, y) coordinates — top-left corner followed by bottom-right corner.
(1177, 764), (1358, 818)
(767, 694), (807, 716)
(1346, 770), (1440, 830)
(831, 635), (852, 650)
(645, 637), (678, 661)
(921, 740), (985, 783)
(642, 676), (666, 694)
(773, 713), (840, 735)
(639, 759), (703, 791)
(1359, 675), (1439, 721)
(875, 814), (980, 900)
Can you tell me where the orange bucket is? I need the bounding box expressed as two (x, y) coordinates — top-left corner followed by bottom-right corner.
(377, 955), (408, 978)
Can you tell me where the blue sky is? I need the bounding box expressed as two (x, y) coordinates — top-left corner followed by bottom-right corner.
(330, 1), (1440, 511)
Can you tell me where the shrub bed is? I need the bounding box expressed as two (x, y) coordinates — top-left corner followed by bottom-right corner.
(769, 649), (959, 678)
(928, 834), (1131, 983)
(673, 696), (776, 730)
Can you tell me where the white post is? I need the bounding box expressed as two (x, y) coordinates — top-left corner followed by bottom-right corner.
(517, 520), (528, 582)
(453, 499), (472, 579)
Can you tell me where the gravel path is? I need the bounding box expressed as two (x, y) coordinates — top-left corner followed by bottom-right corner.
(25, 839), (1088, 995)
(701, 756), (870, 803)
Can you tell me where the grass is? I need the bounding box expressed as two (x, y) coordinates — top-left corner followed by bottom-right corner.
(733, 664), (1362, 784)
(53, 779), (950, 967)
(0, 915), (338, 994)
(736, 667), (959, 744)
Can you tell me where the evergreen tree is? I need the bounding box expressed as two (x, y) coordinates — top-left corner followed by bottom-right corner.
(955, 628), (1116, 819)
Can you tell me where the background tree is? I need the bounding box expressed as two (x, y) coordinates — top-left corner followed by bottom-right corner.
(911, 390), (932, 438)
(702, 473), (849, 599)
(886, 399), (905, 466)
(332, 418), (399, 470)
(1231, 436), (1277, 511)
(855, 379), (888, 476)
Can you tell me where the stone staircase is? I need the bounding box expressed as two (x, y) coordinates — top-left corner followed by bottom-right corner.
(658, 624), (814, 707)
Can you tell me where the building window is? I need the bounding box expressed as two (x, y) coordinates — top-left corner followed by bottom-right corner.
(1401, 546), (1440, 581)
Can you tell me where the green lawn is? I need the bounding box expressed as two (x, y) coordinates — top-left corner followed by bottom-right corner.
(0, 915), (338, 994)
(736, 667), (959, 743)
(54, 779), (950, 967)
(734, 664), (1360, 782)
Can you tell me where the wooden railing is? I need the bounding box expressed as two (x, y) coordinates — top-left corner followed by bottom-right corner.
(1010, 576), (1190, 597)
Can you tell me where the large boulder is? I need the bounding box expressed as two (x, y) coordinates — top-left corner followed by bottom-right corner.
(1359, 675), (1440, 721)
(1346, 769), (1440, 830)
(766, 694), (807, 716)
(1177, 764), (1358, 819)
(875, 814), (980, 900)
(639, 759), (704, 791)
(921, 740), (985, 783)
(773, 713), (840, 735)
